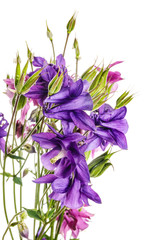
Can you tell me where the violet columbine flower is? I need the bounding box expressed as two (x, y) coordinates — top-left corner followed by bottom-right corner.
(43, 79), (95, 134)
(32, 126), (101, 209)
(0, 113), (9, 152)
(82, 104), (128, 152)
(60, 208), (94, 240)
(18, 222), (29, 239)
(25, 54), (73, 106)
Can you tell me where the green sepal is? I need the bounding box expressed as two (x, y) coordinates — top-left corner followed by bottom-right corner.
(89, 67), (104, 91)
(17, 60), (29, 93)
(116, 91), (134, 109)
(23, 208), (42, 221)
(82, 68), (98, 82)
(20, 68), (43, 94)
(81, 65), (94, 80)
(48, 72), (63, 96)
(46, 21), (53, 41)
(88, 150), (116, 178)
(13, 176), (23, 186)
(15, 54), (21, 88)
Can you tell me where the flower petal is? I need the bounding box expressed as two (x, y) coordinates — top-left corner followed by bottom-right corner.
(70, 110), (95, 131)
(33, 174), (57, 184)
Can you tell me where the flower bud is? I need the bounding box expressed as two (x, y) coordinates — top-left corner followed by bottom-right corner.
(46, 21), (53, 41)
(18, 222), (29, 239)
(20, 211), (28, 221)
(67, 13), (76, 34)
(23, 143), (36, 153)
(23, 168), (29, 178)
(73, 38), (80, 59)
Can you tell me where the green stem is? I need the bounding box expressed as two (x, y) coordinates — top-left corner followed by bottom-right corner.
(63, 33), (69, 57)
(39, 184), (51, 208)
(75, 58), (78, 81)
(55, 212), (64, 240)
(2, 211), (24, 240)
(11, 116), (44, 154)
(2, 94), (20, 240)
(51, 40), (55, 64)
(50, 225), (54, 240)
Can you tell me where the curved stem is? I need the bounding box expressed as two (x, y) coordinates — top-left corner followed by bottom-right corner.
(51, 40), (55, 64)
(11, 116), (44, 154)
(2, 211), (24, 240)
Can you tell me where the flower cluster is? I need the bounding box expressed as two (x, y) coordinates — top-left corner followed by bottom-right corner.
(1, 14), (133, 240)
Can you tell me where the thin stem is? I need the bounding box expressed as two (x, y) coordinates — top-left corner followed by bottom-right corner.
(63, 33), (69, 57)
(2, 94), (20, 240)
(2, 211), (24, 240)
(0, 150), (2, 168)
(39, 184), (51, 208)
(75, 58), (78, 81)
(51, 40), (55, 64)
(55, 212), (64, 240)
(11, 116), (44, 154)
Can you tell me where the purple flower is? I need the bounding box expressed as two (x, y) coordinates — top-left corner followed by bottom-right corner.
(0, 113), (9, 153)
(60, 208), (94, 239)
(25, 54), (73, 106)
(82, 104), (128, 152)
(32, 126), (101, 209)
(44, 79), (95, 134)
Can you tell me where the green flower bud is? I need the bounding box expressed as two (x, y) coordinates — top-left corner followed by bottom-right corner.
(18, 222), (29, 239)
(73, 37), (80, 59)
(23, 168), (29, 178)
(67, 13), (76, 34)
(46, 21), (53, 41)
(20, 211), (28, 221)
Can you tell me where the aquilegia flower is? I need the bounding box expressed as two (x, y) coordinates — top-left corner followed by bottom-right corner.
(0, 113), (9, 152)
(32, 125), (101, 209)
(44, 78), (95, 134)
(60, 208), (94, 239)
(81, 104), (128, 152)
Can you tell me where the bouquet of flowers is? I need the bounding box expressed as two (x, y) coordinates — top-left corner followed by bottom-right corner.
(0, 13), (133, 240)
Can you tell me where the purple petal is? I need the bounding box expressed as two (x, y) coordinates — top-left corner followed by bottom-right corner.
(44, 110), (72, 121)
(41, 148), (61, 171)
(0, 138), (5, 153)
(41, 65), (57, 82)
(54, 157), (73, 178)
(50, 93), (93, 112)
(33, 57), (48, 67)
(56, 54), (66, 68)
(32, 132), (56, 149)
(33, 174), (57, 184)
(100, 119), (129, 134)
(70, 110), (96, 131)
(80, 134), (102, 152)
(76, 159), (90, 183)
(100, 105), (127, 121)
(44, 87), (69, 104)
(64, 178), (83, 209)
(69, 79), (83, 97)
(62, 120), (75, 134)
(52, 177), (71, 193)
(109, 129), (128, 150)
(81, 184), (101, 204)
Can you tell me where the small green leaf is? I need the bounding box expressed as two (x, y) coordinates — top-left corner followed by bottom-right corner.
(47, 208), (55, 219)
(17, 95), (27, 111)
(24, 208), (42, 221)
(81, 64), (94, 80)
(0, 172), (13, 177)
(17, 60), (29, 93)
(13, 176), (23, 186)
(8, 154), (25, 160)
(20, 68), (43, 94)
(89, 67), (104, 91)
(10, 222), (19, 227)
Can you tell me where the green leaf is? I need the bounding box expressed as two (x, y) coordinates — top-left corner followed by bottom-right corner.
(20, 68), (43, 94)
(47, 208), (55, 219)
(13, 176), (23, 186)
(48, 72), (63, 96)
(24, 208), (42, 220)
(10, 222), (19, 227)
(17, 95), (27, 111)
(0, 172), (13, 177)
(81, 64), (94, 80)
(8, 154), (25, 160)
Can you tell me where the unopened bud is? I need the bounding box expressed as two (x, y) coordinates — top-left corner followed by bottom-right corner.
(23, 144), (36, 153)
(73, 38), (80, 59)
(67, 13), (76, 34)
(18, 222), (29, 239)
(23, 168), (29, 178)
(46, 21), (53, 41)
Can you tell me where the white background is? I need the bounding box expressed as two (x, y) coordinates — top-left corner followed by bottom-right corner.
(0, 0), (160, 239)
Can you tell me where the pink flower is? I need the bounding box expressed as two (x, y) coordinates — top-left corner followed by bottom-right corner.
(3, 78), (15, 102)
(60, 208), (94, 239)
